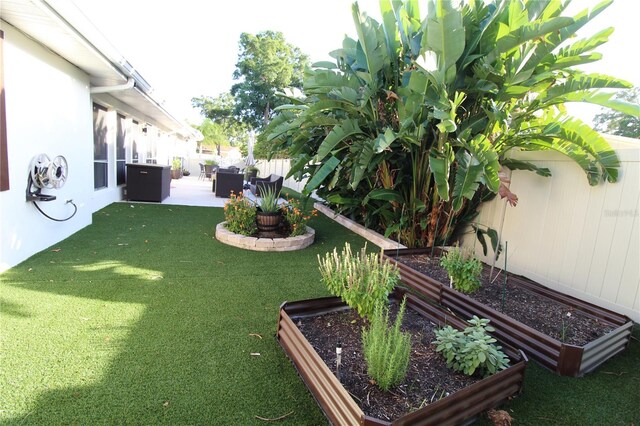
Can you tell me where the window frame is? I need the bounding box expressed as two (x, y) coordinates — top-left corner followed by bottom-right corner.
(0, 30), (9, 192)
(92, 103), (109, 190)
(116, 113), (126, 185)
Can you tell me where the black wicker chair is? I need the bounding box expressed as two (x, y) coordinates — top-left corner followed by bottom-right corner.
(250, 174), (283, 197)
(204, 164), (218, 180)
(215, 168), (244, 198)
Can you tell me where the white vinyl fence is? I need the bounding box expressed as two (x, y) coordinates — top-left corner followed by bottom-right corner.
(462, 135), (640, 322)
(253, 159), (308, 193)
(183, 156), (308, 193)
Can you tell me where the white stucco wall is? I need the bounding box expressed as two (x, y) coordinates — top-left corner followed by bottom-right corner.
(0, 24), (93, 272)
(0, 23), (193, 273)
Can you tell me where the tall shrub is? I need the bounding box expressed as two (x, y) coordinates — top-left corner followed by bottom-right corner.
(265, 0), (639, 250)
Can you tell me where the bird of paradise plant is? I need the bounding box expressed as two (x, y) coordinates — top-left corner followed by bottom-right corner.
(265, 0), (639, 250)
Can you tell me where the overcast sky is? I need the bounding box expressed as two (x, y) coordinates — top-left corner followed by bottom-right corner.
(71, 0), (640, 125)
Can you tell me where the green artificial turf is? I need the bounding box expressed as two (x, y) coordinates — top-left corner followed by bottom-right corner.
(1, 202), (638, 425)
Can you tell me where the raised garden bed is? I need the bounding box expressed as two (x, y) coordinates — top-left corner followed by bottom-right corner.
(277, 290), (527, 425)
(383, 248), (634, 377)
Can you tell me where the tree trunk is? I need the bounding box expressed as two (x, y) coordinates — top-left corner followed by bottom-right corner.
(263, 101), (270, 127)
(426, 203), (441, 248)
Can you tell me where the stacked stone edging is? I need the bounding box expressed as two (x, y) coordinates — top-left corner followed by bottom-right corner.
(215, 222), (315, 252)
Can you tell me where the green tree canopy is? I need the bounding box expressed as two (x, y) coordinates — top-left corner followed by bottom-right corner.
(192, 93), (250, 154)
(593, 87), (640, 138)
(231, 31), (308, 129)
(194, 118), (227, 155)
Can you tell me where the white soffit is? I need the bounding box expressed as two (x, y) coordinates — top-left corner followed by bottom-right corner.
(1, 0), (124, 87)
(1, 0), (194, 137)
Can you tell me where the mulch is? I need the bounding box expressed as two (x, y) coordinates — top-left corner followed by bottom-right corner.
(394, 254), (614, 346)
(297, 301), (484, 421)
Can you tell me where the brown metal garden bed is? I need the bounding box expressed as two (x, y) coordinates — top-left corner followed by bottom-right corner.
(277, 290), (527, 425)
(383, 248), (634, 377)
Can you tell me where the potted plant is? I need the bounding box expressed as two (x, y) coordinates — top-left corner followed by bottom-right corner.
(255, 186), (281, 232)
(244, 165), (259, 182)
(171, 158), (182, 179)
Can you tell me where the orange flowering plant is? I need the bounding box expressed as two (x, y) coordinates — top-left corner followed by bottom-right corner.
(223, 191), (257, 236)
(281, 195), (318, 237)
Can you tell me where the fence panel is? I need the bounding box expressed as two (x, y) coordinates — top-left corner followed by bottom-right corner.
(254, 159), (308, 193)
(462, 135), (639, 322)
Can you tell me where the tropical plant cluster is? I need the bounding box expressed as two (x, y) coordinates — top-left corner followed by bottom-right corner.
(362, 298), (411, 391)
(318, 243), (399, 319)
(440, 246), (483, 293)
(223, 192), (257, 236)
(280, 196), (318, 237)
(433, 316), (509, 377)
(265, 0), (638, 250)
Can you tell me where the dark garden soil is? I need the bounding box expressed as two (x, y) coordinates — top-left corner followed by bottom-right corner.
(254, 223), (290, 239)
(254, 229), (289, 239)
(297, 302), (484, 422)
(395, 254), (614, 346)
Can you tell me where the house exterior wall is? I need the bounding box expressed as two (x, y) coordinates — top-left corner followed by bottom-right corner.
(463, 136), (640, 322)
(0, 24), (188, 273)
(0, 24), (93, 272)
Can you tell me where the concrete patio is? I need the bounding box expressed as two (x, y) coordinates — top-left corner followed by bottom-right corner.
(162, 175), (228, 207)
(123, 175), (264, 208)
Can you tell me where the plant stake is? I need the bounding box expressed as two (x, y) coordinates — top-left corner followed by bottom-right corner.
(501, 241), (508, 312)
(335, 342), (342, 382)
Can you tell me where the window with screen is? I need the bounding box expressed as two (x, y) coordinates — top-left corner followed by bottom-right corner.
(0, 30), (9, 192)
(131, 120), (140, 163)
(145, 128), (157, 164)
(93, 103), (108, 189)
(116, 113), (126, 185)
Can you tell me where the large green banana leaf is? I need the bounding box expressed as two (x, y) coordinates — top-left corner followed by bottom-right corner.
(305, 156), (341, 193)
(315, 119), (364, 162)
(429, 145), (453, 201)
(452, 151), (484, 212)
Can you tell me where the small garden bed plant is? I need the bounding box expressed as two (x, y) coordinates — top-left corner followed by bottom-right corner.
(171, 158), (182, 179)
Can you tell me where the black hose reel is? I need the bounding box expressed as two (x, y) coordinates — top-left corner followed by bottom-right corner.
(26, 153), (77, 221)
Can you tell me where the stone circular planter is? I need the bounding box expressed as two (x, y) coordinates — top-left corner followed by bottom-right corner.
(215, 222), (315, 252)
